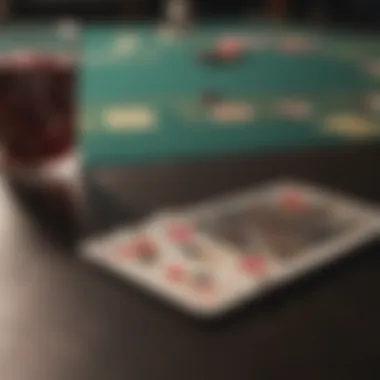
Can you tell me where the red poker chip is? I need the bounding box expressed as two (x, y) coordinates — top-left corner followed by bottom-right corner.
(165, 265), (187, 283)
(240, 255), (267, 275)
(217, 43), (240, 57)
(216, 37), (245, 59)
(167, 223), (194, 243)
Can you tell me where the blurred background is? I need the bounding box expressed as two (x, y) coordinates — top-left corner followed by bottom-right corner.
(3, 0), (380, 27)
(0, 3), (378, 379)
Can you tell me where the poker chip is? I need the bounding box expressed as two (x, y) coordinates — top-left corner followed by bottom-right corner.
(216, 37), (246, 59)
(324, 114), (378, 138)
(113, 35), (138, 56)
(105, 106), (156, 131)
(201, 36), (246, 65)
(278, 99), (312, 119)
(211, 101), (253, 123)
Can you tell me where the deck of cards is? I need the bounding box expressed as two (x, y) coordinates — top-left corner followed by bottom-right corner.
(80, 181), (379, 318)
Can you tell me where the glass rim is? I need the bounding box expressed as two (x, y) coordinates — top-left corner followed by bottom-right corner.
(0, 50), (77, 70)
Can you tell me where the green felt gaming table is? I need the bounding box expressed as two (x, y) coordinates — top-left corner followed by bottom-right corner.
(79, 21), (380, 167)
(1, 21), (380, 167)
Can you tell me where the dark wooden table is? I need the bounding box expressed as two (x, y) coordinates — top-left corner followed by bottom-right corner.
(1, 143), (379, 380)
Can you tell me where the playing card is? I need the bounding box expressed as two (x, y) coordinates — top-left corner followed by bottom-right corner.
(145, 212), (278, 314)
(148, 212), (223, 264)
(80, 181), (379, 319)
(184, 181), (379, 266)
(81, 221), (158, 270)
(81, 215), (242, 316)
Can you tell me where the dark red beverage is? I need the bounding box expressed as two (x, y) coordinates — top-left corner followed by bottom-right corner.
(0, 51), (75, 167)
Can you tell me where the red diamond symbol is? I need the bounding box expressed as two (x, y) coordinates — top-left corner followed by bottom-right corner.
(168, 223), (194, 243)
(241, 255), (267, 275)
(166, 265), (187, 283)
